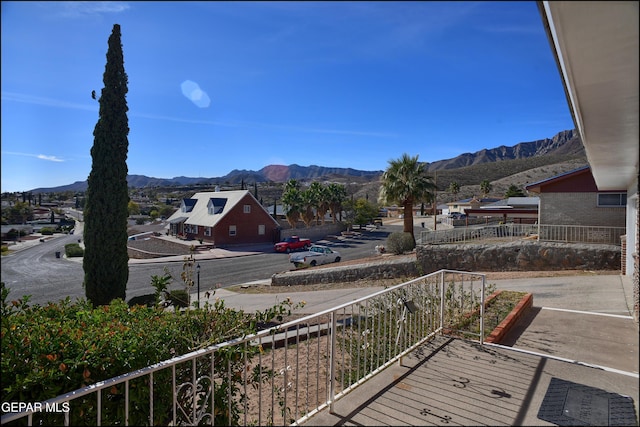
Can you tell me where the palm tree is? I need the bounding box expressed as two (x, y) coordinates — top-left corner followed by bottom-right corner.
(308, 182), (328, 225)
(300, 189), (316, 228)
(281, 179), (302, 229)
(448, 181), (460, 200)
(326, 183), (347, 223)
(480, 179), (493, 198)
(378, 153), (436, 242)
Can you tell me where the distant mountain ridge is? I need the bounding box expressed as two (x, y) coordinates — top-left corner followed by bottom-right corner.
(423, 129), (582, 171)
(28, 129), (583, 193)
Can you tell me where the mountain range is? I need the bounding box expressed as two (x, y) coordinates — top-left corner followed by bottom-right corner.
(29, 129), (584, 193)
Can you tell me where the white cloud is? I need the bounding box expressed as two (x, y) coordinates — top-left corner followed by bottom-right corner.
(2, 92), (96, 112)
(57, 1), (130, 18)
(3, 152), (65, 162)
(37, 154), (65, 162)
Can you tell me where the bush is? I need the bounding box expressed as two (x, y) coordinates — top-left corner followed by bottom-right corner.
(167, 289), (190, 308)
(1, 282), (304, 426)
(40, 227), (56, 235)
(64, 243), (84, 257)
(386, 232), (416, 255)
(5, 229), (21, 239)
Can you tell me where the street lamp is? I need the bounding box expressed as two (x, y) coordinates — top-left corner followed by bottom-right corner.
(196, 263), (201, 308)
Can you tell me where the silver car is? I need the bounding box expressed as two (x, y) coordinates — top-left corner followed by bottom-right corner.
(289, 245), (341, 267)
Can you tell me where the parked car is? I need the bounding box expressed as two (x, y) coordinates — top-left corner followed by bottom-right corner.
(274, 235), (312, 253)
(289, 245), (341, 267)
(449, 213), (467, 219)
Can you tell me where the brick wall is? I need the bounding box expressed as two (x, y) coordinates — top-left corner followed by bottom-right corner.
(539, 192), (626, 227)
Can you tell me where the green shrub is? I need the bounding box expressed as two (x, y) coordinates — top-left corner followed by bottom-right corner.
(40, 227), (56, 235)
(64, 243), (84, 257)
(386, 232), (416, 255)
(1, 282), (304, 426)
(167, 289), (190, 308)
(1, 245), (8, 254)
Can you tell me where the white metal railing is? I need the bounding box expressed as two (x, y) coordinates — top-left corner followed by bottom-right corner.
(1, 270), (485, 427)
(420, 223), (624, 246)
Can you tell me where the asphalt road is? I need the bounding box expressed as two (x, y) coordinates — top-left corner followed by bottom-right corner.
(1, 225), (402, 306)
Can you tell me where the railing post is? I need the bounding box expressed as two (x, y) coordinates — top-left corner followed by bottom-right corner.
(440, 271), (445, 333)
(329, 311), (337, 413)
(480, 275), (486, 345)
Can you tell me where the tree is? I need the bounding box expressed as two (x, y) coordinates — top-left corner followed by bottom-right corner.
(504, 184), (526, 197)
(281, 179), (302, 229)
(480, 179), (493, 198)
(448, 181), (460, 200)
(378, 153), (436, 243)
(83, 24), (130, 306)
(352, 198), (379, 226)
(300, 189), (316, 228)
(326, 183), (347, 223)
(307, 182), (328, 225)
(128, 200), (140, 216)
(3, 201), (33, 224)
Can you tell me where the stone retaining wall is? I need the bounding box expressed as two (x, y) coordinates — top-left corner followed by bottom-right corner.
(270, 241), (620, 286)
(271, 256), (417, 286)
(416, 241), (620, 273)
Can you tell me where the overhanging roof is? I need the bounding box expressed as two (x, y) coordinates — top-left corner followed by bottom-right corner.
(538, 1), (638, 190)
(168, 216), (188, 224)
(465, 208), (538, 218)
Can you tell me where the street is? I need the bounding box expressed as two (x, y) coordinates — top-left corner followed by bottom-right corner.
(1, 225), (400, 306)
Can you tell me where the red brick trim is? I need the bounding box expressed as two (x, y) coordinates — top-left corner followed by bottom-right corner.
(485, 292), (533, 344)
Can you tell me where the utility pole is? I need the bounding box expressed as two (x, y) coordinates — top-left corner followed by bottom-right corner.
(433, 170), (437, 231)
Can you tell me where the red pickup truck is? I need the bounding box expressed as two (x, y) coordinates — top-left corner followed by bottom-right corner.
(274, 236), (311, 253)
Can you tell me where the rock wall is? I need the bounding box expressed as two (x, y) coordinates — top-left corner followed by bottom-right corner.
(271, 256), (417, 286)
(416, 241), (620, 273)
(270, 241), (620, 286)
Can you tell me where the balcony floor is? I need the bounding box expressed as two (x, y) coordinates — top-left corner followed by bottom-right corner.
(302, 274), (639, 426)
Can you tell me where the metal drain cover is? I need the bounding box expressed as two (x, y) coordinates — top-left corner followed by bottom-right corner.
(537, 377), (637, 426)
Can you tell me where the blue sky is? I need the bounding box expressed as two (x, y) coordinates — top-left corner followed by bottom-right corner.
(1, 1), (575, 193)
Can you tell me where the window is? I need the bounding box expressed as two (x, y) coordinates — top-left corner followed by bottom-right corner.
(191, 225), (198, 234)
(208, 198), (227, 215)
(181, 199), (197, 213)
(229, 225), (236, 237)
(258, 224), (265, 235)
(244, 205), (251, 213)
(204, 227), (211, 237)
(598, 193), (626, 207)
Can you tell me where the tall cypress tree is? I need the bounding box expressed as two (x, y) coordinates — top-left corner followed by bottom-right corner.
(83, 24), (130, 306)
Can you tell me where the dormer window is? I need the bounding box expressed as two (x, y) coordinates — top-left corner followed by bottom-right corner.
(181, 199), (197, 213)
(207, 197), (227, 215)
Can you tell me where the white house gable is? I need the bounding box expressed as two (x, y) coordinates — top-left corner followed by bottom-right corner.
(207, 198), (227, 215)
(181, 198), (197, 213)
